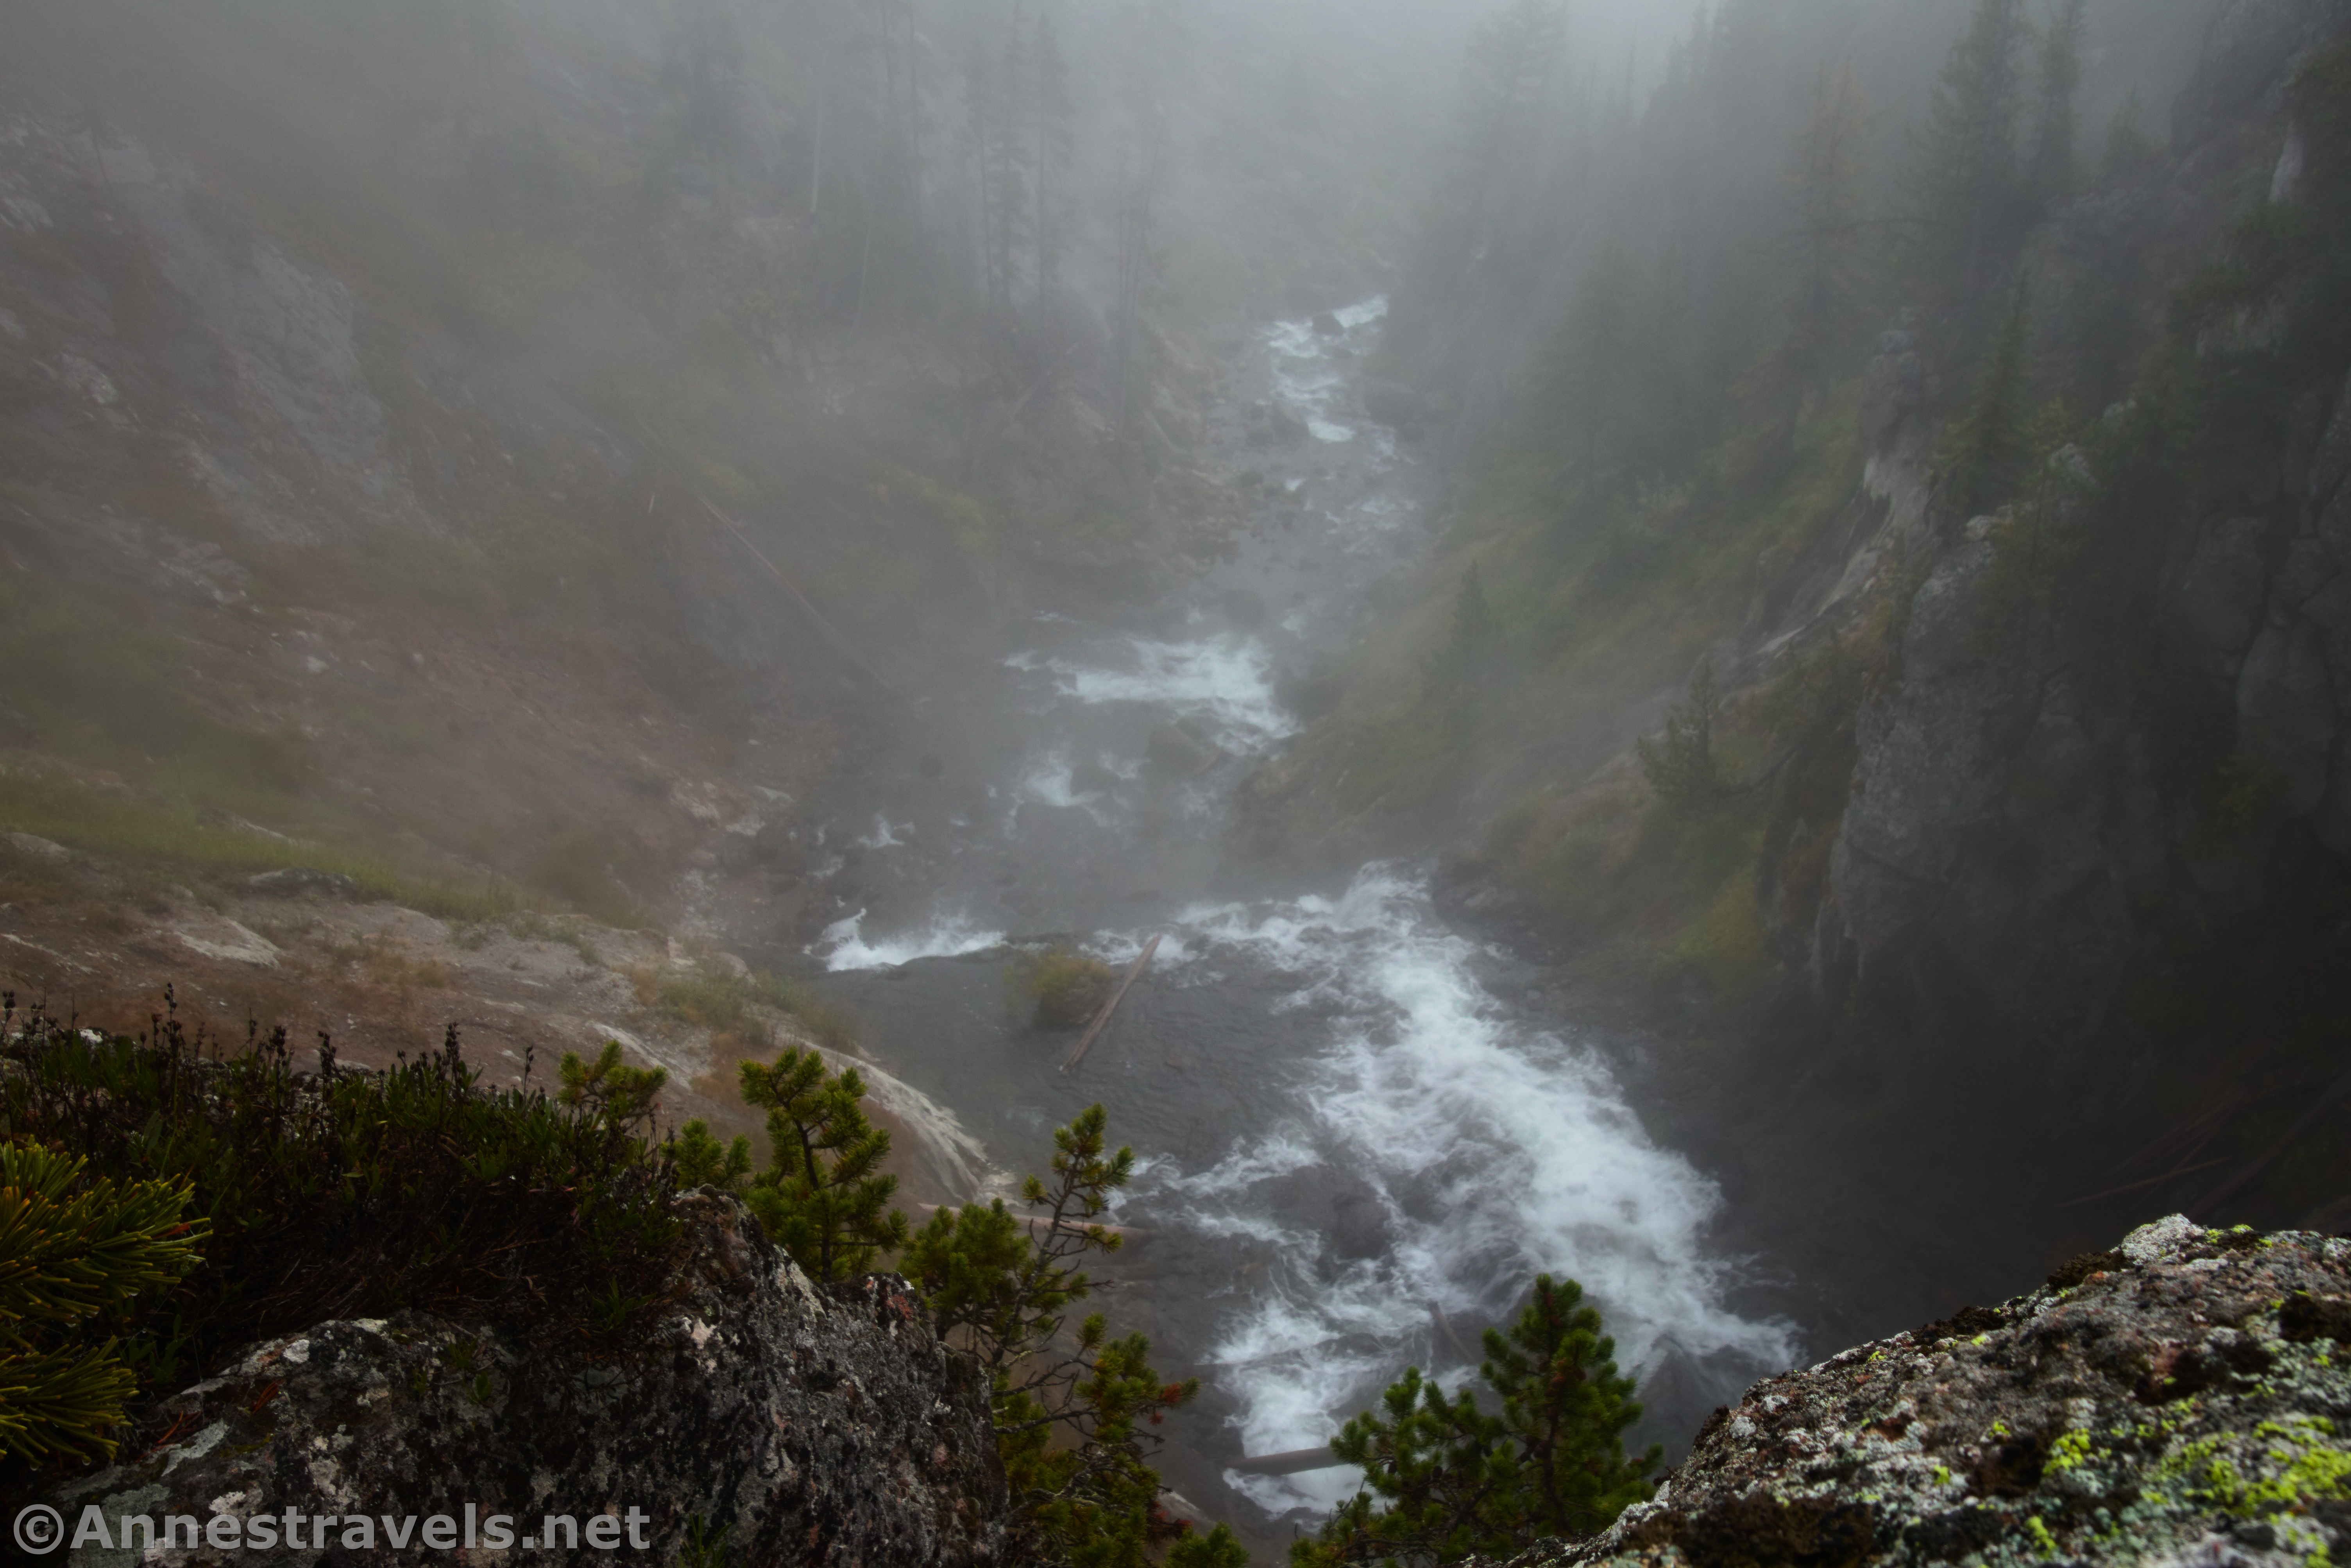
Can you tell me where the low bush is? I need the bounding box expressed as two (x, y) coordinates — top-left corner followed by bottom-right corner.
(1014, 947), (1116, 1030)
(0, 990), (688, 1464)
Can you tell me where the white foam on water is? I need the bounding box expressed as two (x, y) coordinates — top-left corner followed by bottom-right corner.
(1020, 751), (1100, 812)
(1084, 927), (1201, 970)
(1308, 419), (1357, 443)
(1144, 867), (1797, 1514)
(856, 814), (909, 848)
(814, 909), (1006, 972)
(1018, 635), (1296, 754)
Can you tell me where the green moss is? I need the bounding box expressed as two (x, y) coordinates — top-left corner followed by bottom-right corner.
(2024, 1514), (2060, 1559)
(1012, 947), (1116, 1030)
(1666, 868), (1773, 1006)
(658, 967), (859, 1054)
(2047, 1428), (2095, 1474)
(0, 771), (525, 923)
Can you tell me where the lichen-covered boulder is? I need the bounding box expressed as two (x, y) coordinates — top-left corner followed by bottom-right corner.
(47, 1193), (1006, 1566)
(1517, 1217), (2350, 1568)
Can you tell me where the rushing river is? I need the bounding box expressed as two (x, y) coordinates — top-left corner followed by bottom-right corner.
(787, 299), (1799, 1529)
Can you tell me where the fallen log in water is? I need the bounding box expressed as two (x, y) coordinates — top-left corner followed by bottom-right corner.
(909, 1201), (1152, 1242)
(1230, 1446), (1344, 1476)
(1062, 934), (1161, 1073)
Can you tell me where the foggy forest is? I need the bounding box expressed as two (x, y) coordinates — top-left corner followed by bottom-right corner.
(1, 0), (2347, 1563)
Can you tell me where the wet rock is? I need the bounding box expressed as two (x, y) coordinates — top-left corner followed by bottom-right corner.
(3, 832), (70, 864)
(1218, 586), (1269, 628)
(1363, 379), (1431, 433)
(1070, 757), (1123, 796)
(1505, 1219), (2351, 1568)
(173, 916), (283, 968)
(245, 866), (361, 899)
(1329, 1189), (1390, 1262)
(1146, 721), (1222, 777)
(49, 1193), (1007, 1566)
(749, 819), (808, 874)
(1278, 665), (1345, 723)
(1244, 401), (1311, 449)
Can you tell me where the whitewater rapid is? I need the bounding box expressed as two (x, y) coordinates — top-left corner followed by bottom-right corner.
(1096, 870), (1795, 1510)
(802, 295), (1796, 1523)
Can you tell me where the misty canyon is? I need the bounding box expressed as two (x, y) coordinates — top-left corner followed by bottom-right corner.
(1, 0), (2348, 1565)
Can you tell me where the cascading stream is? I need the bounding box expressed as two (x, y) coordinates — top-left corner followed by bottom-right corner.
(802, 297), (1798, 1529)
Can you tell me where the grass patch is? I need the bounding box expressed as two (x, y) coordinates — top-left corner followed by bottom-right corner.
(0, 771), (528, 924)
(657, 966), (861, 1055)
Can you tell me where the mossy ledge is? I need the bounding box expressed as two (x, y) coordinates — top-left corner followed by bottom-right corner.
(1499, 1217), (2351, 1568)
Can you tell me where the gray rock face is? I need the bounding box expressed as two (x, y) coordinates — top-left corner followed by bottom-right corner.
(1507, 1219), (2351, 1568)
(49, 1194), (1007, 1566)
(1810, 511), (2160, 1064)
(2236, 368), (2351, 853)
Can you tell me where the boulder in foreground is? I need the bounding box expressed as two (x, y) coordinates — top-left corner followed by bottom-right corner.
(49, 1192), (1007, 1566)
(1517, 1217), (2349, 1568)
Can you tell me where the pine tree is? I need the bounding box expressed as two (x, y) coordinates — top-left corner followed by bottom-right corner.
(1636, 655), (1723, 814)
(1294, 1276), (1656, 1565)
(557, 1041), (668, 1134)
(1110, 2), (1173, 437)
(1300, 1366), (1514, 1565)
(1431, 566), (1499, 691)
(2100, 91), (2158, 180)
(0, 1142), (206, 1465)
(671, 1119), (753, 1190)
(1913, 0), (2031, 297)
(1031, 13), (1076, 305)
(1546, 244), (1643, 483)
(1412, 0), (1567, 295)
(2027, 0), (2087, 204)
(964, 1), (1037, 316)
(739, 1048), (909, 1282)
(904, 1106), (1200, 1568)
(1787, 64), (1868, 387)
(1482, 1276), (1660, 1542)
(1940, 278), (2036, 516)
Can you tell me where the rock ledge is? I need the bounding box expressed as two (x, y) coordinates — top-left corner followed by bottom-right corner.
(49, 1192), (1007, 1566)
(1516, 1218), (2351, 1568)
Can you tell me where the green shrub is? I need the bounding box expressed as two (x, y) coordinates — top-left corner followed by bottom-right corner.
(0, 1142), (206, 1466)
(0, 992), (687, 1426)
(1014, 948), (1116, 1030)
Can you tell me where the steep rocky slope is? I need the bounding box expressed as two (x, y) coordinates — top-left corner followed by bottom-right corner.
(0, 0), (1253, 983)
